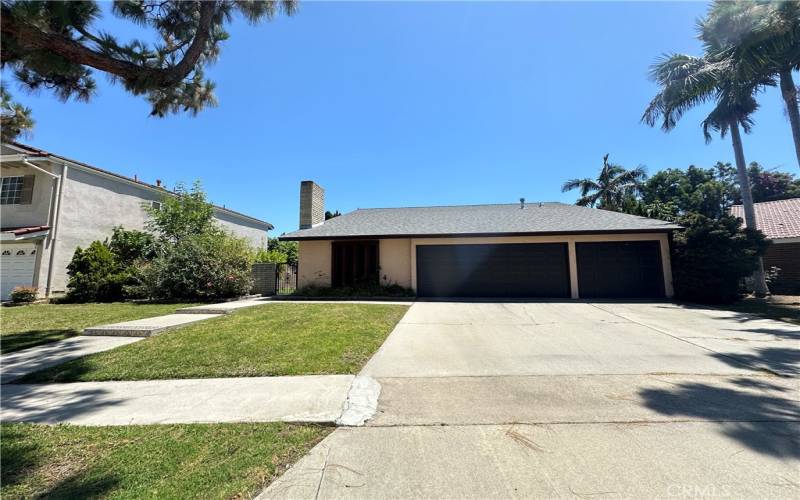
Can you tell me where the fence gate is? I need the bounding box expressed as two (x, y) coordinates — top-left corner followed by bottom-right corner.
(275, 262), (298, 295)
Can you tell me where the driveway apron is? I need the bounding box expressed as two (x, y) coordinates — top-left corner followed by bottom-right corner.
(261, 301), (800, 499)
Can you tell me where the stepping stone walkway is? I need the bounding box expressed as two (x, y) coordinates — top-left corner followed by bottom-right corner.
(83, 313), (221, 337)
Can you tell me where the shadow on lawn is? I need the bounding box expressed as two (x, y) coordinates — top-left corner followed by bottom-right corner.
(2, 427), (119, 499)
(1, 329), (79, 355)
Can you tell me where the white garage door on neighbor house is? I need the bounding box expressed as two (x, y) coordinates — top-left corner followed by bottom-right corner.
(1, 244), (37, 300)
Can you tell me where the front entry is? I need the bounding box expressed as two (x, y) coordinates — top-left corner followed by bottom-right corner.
(416, 243), (571, 298)
(331, 240), (379, 287)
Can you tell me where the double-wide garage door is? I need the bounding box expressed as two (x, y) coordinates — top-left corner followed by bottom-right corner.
(416, 241), (664, 299)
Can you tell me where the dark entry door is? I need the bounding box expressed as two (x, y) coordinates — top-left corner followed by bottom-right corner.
(416, 243), (570, 298)
(576, 241), (664, 298)
(332, 240), (379, 287)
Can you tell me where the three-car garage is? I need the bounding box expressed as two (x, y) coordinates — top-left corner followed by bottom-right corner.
(415, 240), (666, 299)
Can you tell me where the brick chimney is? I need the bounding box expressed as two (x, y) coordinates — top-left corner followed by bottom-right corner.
(299, 180), (325, 229)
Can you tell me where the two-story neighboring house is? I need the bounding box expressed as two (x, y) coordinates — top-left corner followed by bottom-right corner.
(0, 143), (272, 300)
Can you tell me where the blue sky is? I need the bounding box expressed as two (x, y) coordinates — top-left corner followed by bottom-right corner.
(6, 2), (798, 236)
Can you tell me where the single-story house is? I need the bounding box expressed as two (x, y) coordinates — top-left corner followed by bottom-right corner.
(0, 142), (272, 300)
(281, 181), (680, 299)
(731, 198), (800, 295)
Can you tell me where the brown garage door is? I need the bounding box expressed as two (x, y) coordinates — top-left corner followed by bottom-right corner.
(416, 243), (570, 298)
(576, 241), (664, 298)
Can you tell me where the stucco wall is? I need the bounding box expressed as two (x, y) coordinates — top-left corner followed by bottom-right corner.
(298, 240), (331, 287)
(215, 209), (268, 249)
(47, 165), (268, 294)
(295, 233), (674, 298)
(0, 162), (56, 228)
(379, 239), (412, 288)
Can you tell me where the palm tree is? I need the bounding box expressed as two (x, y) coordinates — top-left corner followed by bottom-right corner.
(701, 1), (800, 168)
(561, 154), (646, 211)
(642, 51), (771, 296)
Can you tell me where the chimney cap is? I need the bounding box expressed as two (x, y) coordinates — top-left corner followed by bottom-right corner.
(520, 197), (525, 209)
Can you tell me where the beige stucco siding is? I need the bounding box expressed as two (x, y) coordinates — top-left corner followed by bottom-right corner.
(298, 240), (332, 287)
(379, 239), (412, 288)
(296, 233), (674, 298)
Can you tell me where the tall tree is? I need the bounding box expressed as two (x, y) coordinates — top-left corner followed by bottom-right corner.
(561, 154), (646, 211)
(0, 84), (33, 141)
(1, 0), (296, 139)
(642, 50), (771, 296)
(700, 1), (800, 168)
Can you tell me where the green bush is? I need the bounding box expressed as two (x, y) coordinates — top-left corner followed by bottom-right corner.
(108, 226), (157, 265)
(671, 214), (768, 304)
(66, 241), (125, 302)
(134, 231), (254, 301)
(9, 286), (38, 304)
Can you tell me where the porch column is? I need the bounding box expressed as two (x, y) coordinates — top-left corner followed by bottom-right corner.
(567, 240), (579, 299)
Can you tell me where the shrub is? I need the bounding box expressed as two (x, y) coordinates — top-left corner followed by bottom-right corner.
(671, 214), (768, 304)
(9, 286), (38, 304)
(134, 230), (254, 300)
(293, 283), (415, 298)
(108, 226), (157, 266)
(65, 241), (127, 302)
(254, 239), (298, 265)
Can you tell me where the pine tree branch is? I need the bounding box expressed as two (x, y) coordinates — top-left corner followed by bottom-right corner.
(1, 1), (217, 90)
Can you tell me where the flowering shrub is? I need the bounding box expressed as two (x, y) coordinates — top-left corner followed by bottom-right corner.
(9, 286), (38, 304)
(131, 230), (254, 300)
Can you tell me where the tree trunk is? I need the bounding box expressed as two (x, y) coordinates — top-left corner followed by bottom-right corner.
(779, 69), (800, 169)
(729, 120), (769, 297)
(0, 2), (217, 89)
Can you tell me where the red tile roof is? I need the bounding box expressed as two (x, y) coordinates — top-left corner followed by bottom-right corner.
(1, 225), (51, 235)
(730, 198), (800, 240)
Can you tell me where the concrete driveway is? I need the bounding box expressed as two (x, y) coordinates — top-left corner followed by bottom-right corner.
(263, 302), (800, 499)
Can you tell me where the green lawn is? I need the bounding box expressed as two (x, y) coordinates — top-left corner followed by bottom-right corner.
(1, 422), (330, 500)
(0, 303), (199, 354)
(22, 303), (409, 383)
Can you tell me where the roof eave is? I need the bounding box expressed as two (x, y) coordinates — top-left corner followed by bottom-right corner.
(280, 227), (680, 241)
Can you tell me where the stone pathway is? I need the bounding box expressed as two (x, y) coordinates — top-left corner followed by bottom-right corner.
(83, 313), (221, 337)
(1, 375), (364, 425)
(1, 336), (142, 383)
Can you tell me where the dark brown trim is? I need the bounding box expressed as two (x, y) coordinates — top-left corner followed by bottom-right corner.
(280, 228), (680, 241)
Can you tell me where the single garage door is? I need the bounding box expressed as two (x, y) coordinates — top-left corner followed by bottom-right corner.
(1, 243), (37, 301)
(576, 241), (664, 298)
(416, 243), (570, 298)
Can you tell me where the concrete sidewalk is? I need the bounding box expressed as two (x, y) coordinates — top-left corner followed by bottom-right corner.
(260, 422), (800, 500)
(1, 336), (142, 383)
(1, 375), (359, 425)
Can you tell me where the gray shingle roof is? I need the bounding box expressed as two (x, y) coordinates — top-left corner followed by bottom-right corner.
(280, 203), (680, 240)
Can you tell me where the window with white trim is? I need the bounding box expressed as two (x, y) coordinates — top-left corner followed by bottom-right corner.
(1, 176), (24, 204)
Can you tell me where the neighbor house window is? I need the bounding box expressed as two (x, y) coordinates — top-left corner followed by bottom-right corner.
(0, 175), (34, 205)
(1, 177), (24, 204)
